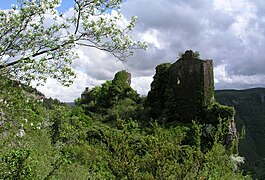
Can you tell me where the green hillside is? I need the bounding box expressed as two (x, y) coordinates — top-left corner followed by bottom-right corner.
(0, 77), (248, 179)
(215, 88), (265, 178)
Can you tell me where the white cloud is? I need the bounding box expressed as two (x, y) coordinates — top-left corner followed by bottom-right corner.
(131, 76), (153, 95)
(36, 70), (105, 102)
(214, 64), (265, 89)
(140, 29), (164, 49)
(34, 0), (265, 101)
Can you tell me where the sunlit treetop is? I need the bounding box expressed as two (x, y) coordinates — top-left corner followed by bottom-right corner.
(0, 0), (146, 86)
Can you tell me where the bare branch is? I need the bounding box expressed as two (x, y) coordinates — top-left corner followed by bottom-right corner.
(0, 41), (71, 69)
(74, 0), (81, 35)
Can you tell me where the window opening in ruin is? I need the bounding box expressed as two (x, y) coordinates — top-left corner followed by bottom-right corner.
(177, 78), (181, 84)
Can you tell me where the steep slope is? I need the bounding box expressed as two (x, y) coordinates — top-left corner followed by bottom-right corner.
(0, 79), (246, 179)
(215, 88), (265, 178)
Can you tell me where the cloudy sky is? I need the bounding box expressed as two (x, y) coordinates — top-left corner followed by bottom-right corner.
(2, 0), (265, 102)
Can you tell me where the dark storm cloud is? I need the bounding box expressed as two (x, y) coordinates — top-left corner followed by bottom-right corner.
(126, 45), (172, 76)
(121, 0), (265, 89)
(37, 0), (265, 101)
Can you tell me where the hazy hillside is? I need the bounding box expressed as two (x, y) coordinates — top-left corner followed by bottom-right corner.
(215, 88), (265, 178)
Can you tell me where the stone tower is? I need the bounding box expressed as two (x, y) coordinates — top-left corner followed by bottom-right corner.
(168, 50), (214, 121)
(146, 50), (214, 122)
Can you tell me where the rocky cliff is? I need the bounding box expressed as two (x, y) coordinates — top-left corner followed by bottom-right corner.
(215, 88), (265, 178)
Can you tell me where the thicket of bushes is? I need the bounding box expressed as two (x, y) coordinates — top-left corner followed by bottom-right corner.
(0, 76), (249, 179)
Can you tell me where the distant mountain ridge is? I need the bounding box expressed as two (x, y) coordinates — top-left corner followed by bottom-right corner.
(215, 88), (265, 178)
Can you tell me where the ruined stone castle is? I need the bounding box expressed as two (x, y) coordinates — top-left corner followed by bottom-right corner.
(146, 50), (214, 122)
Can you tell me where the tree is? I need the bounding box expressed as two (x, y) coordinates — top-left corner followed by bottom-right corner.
(178, 50), (200, 59)
(0, 0), (146, 85)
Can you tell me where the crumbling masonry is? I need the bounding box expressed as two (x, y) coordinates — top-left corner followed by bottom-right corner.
(146, 50), (214, 123)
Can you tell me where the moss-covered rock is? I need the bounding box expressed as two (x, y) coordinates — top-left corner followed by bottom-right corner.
(145, 63), (171, 120)
(80, 70), (140, 115)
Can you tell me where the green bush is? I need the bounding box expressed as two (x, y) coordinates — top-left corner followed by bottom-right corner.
(0, 149), (32, 179)
(0, 76), (249, 179)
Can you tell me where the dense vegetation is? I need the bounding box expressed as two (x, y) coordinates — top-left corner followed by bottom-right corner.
(0, 0), (146, 86)
(0, 74), (249, 179)
(216, 88), (265, 179)
(0, 1), (252, 179)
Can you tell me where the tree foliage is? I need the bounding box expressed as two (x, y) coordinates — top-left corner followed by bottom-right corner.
(80, 70), (141, 116)
(0, 0), (146, 85)
(215, 89), (265, 179)
(178, 50), (200, 59)
(0, 77), (250, 179)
